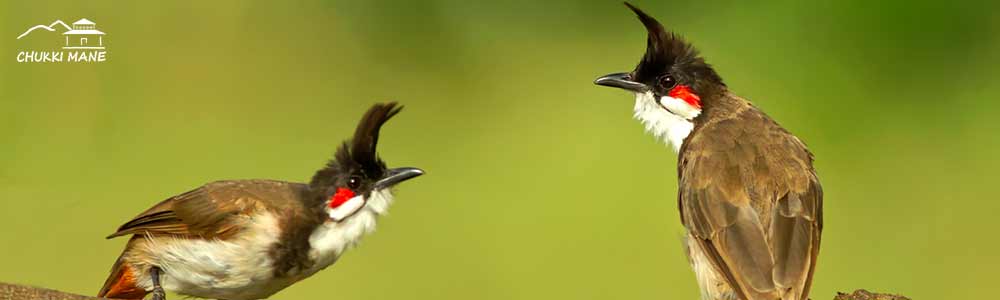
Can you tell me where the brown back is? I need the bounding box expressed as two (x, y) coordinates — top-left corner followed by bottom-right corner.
(679, 92), (823, 300)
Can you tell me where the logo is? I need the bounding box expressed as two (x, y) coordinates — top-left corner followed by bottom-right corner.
(15, 18), (108, 63)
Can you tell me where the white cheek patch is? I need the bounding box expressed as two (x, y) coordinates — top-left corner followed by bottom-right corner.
(632, 91), (697, 152)
(659, 95), (701, 120)
(328, 196), (365, 222)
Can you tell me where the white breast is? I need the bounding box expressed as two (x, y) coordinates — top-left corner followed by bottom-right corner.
(632, 91), (698, 152)
(131, 212), (290, 300)
(128, 190), (396, 300)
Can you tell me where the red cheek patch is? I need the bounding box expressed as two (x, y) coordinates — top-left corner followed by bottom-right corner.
(668, 85), (702, 109)
(329, 188), (356, 209)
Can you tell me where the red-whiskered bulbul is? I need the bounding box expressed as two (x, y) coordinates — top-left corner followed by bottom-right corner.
(98, 102), (423, 300)
(595, 3), (823, 300)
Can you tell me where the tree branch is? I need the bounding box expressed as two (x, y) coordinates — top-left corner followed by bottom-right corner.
(1, 282), (909, 300)
(0, 282), (112, 300)
(834, 289), (911, 300)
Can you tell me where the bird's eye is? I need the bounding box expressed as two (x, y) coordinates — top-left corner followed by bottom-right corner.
(659, 75), (677, 89)
(347, 176), (361, 189)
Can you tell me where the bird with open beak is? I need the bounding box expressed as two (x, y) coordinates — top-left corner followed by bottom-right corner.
(595, 3), (823, 300)
(98, 102), (424, 300)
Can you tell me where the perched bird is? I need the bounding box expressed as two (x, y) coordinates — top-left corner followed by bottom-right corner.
(594, 3), (822, 300)
(98, 102), (423, 300)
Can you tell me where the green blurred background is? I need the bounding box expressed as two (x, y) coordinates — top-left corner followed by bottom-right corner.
(2, 0), (998, 299)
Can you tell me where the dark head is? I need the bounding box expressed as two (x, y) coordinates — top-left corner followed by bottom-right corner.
(595, 2), (724, 120)
(309, 102), (423, 221)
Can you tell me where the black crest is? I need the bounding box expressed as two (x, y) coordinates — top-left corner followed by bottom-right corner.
(311, 102), (403, 188)
(624, 2), (723, 89)
(342, 102), (403, 169)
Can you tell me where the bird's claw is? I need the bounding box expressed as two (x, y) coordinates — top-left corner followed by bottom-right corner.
(151, 287), (166, 300)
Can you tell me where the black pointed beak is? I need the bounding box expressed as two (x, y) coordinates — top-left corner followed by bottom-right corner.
(594, 72), (648, 93)
(374, 167), (424, 189)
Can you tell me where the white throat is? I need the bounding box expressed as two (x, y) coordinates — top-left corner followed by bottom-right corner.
(307, 189), (395, 268)
(632, 91), (700, 152)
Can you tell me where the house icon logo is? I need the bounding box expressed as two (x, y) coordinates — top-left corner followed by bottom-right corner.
(15, 18), (109, 63)
(63, 18), (105, 49)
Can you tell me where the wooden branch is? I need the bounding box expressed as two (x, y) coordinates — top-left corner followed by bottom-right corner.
(0, 282), (112, 300)
(2, 282), (909, 300)
(834, 289), (911, 300)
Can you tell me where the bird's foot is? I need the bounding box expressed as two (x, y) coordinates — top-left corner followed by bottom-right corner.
(151, 287), (166, 300)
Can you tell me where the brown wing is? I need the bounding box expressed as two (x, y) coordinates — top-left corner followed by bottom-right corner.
(679, 96), (822, 300)
(106, 179), (308, 240)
